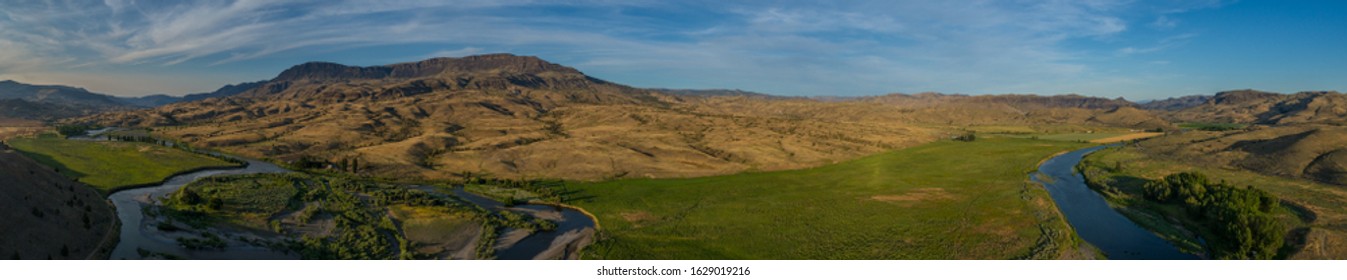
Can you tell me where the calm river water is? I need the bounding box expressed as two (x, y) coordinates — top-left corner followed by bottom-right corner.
(1032, 146), (1199, 260)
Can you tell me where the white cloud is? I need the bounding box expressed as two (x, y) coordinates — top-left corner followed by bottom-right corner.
(1152, 16), (1179, 29)
(429, 47), (487, 59)
(1118, 33), (1196, 55)
(0, 0), (1225, 97)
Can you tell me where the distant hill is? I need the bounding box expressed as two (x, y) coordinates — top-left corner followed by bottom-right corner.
(0, 79), (266, 115)
(855, 92), (1171, 130)
(0, 145), (117, 259)
(1162, 90), (1347, 125)
(0, 99), (111, 121)
(1138, 95), (1211, 111)
(0, 80), (141, 121)
(648, 88), (791, 99)
(0, 80), (129, 108)
(115, 81), (266, 107)
(116, 94), (183, 108)
(1126, 89), (1347, 186)
(181, 81), (266, 102)
(864, 92), (1134, 110)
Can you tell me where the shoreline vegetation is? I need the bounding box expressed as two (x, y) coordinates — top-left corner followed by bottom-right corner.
(1078, 144), (1320, 259)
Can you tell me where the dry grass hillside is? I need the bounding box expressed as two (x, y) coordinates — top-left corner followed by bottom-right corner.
(1140, 90), (1347, 186)
(1163, 90), (1347, 125)
(673, 93), (1172, 130)
(0, 143), (117, 259)
(0, 118), (43, 139)
(87, 54), (940, 181)
(1136, 125), (1347, 187)
(84, 54), (1171, 181)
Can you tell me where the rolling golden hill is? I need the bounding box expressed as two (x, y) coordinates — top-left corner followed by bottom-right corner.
(85, 54), (1172, 181)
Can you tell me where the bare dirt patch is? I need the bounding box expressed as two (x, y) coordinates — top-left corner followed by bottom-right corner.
(620, 211), (656, 224)
(869, 188), (956, 203)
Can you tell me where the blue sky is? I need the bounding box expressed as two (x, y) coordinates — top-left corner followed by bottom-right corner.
(0, 0), (1344, 100)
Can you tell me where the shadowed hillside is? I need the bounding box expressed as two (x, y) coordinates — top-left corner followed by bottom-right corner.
(1135, 125), (1347, 187)
(1162, 90), (1347, 125)
(0, 143), (117, 259)
(0, 80), (138, 121)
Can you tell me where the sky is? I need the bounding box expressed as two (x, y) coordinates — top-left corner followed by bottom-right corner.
(1, 0), (1345, 100)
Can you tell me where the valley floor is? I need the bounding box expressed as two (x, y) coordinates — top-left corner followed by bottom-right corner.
(6, 133), (241, 193)
(569, 137), (1094, 259)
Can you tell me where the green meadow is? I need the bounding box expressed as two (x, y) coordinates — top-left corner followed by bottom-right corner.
(569, 137), (1094, 259)
(7, 133), (240, 193)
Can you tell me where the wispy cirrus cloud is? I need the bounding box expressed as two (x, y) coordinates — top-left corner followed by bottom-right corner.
(0, 0), (1232, 98)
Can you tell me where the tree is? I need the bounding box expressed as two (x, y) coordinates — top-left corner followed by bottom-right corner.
(954, 132), (976, 142)
(207, 197), (224, 210)
(176, 188), (202, 205)
(1142, 172), (1286, 259)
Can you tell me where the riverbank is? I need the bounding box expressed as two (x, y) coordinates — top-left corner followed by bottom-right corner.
(443, 186), (599, 260)
(1075, 150), (1208, 255)
(104, 164), (247, 195)
(1078, 145), (1334, 259)
(1031, 145), (1198, 259)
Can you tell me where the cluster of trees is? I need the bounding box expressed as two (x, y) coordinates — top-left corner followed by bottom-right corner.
(172, 187), (225, 211)
(291, 156), (362, 173)
(104, 134), (157, 143)
(55, 124), (95, 137)
(1142, 172), (1285, 259)
(464, 176), (570, 203)
(953, 132), (976, 142)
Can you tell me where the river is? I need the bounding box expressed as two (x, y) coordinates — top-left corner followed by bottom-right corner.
(409, 186), (598, 260)
(107, 155), (595, 260)
(107, 158), (292, 260)
(1031, 146), (1200, 260)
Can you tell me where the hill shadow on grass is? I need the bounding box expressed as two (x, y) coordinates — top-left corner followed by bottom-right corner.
(12, 149), (87, 181)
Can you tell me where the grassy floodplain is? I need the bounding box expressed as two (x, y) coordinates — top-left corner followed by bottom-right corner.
(1081, 145), (1347, 259)
(6, 133), (240, 193)
(570, 137), (1093, 259)
(158, 173), (555, 259)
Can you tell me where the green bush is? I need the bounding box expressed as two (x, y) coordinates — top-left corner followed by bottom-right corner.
(1142, 172), (1284, 259)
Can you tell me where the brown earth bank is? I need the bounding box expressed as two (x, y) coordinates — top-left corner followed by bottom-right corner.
(0, 145), (117, 260)
(77, 54), (1176, 182)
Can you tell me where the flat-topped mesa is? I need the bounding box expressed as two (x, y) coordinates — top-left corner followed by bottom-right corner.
(392, 53), (582, 76)
(273, 62), (392, 81)
(272, 53), (582, 82)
